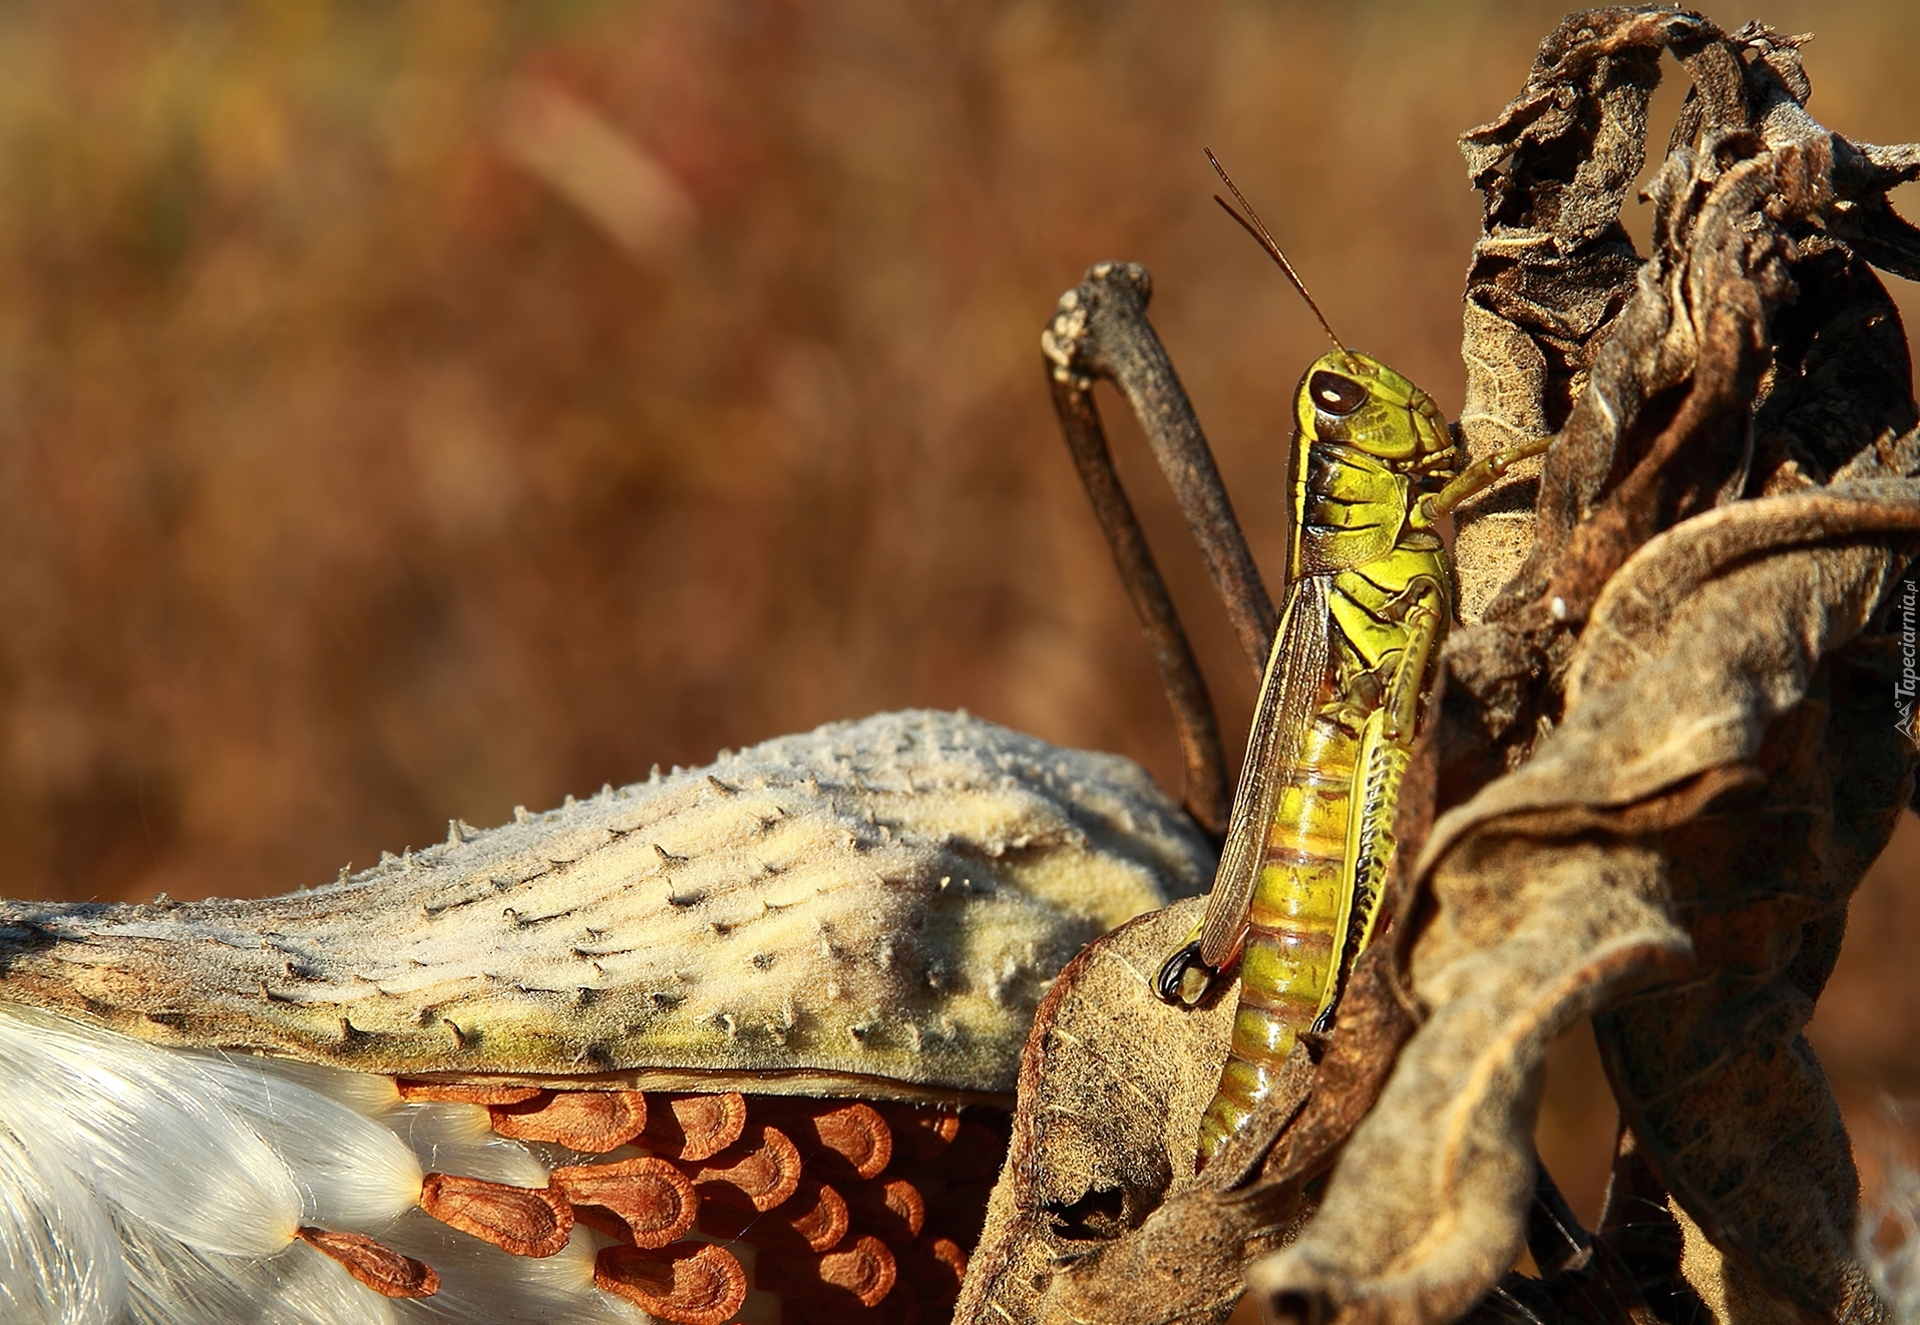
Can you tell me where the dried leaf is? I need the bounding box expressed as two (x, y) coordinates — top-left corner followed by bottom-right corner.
(958, 896), (1413, 1324)
(958, 898), (1263, 1324)
(1451, 7), (1665, 624)
(1250, 13), (1920, 1324)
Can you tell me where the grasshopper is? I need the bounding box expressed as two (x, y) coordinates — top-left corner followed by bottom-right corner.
(1072, 154), (1552, 1163)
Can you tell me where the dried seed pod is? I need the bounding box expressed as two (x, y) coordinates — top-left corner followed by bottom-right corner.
(296, 1227), (440, 1298)
(594, 1242), (748, 1325)
(0, 714), (1209, 1104)
(698, 1175), (849, 1252)
(394, 1080), (543, 1106)
(845, 1176), (925, 1245)
(551, 1157), (697, 1249)
(641, 1091), (747, 1161)
(489, 1089), (647, 1152)
(418, 1172), (573, 1258)
(762, 1101), (892, 1180)
(758, 1232), (899, 1308)
(681, 1123), (803, 1211)
(0, 713), (1207, 1323)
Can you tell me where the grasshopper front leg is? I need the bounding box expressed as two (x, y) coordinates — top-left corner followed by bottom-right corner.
(1414, 431), (1557, 529)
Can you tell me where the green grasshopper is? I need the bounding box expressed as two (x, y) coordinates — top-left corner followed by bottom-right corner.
(1153, 154), (1550, 1162)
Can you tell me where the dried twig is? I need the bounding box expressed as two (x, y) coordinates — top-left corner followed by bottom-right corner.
(1042, 261), (1283, 837)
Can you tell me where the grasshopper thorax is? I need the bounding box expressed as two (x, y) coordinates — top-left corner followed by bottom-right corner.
(1294, 350), (1453, 472)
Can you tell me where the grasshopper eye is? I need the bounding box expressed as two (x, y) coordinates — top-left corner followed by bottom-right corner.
(1309, 371), (1369, 416)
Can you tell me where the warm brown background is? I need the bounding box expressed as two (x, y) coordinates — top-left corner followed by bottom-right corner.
(2, 0), (1916, 1224)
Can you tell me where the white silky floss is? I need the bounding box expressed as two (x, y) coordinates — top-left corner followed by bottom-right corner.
(0, 1002), (648, 1325)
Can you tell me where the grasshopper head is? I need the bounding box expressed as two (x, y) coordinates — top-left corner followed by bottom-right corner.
(1294, 350), (1452, 469)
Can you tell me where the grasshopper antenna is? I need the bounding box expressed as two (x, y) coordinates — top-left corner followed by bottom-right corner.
(1205, 148), (1346, 354)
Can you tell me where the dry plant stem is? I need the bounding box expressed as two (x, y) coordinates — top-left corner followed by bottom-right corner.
(1047, 365), (1231, 837)
(1043, 261), (1278, 674)
(1444, 2), (1661, 625)
(1040, 260), (1287, 839)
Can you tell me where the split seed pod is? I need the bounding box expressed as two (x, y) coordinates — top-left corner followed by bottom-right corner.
(0, 710), (1211, 1323)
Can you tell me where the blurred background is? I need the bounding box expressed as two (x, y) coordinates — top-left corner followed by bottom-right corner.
(1, 0), (1916, 1226)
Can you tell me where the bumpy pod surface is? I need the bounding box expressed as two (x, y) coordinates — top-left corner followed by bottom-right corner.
(0, 709), (1212, 1101)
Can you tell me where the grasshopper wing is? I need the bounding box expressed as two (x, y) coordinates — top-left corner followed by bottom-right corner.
(1194, 574), (1331, 970)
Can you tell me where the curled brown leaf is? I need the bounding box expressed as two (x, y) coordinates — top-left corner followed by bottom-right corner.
(1259, 10), (1920, 1322)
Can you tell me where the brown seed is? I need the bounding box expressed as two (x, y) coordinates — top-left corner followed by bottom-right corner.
(552, 1158), (698, 1249)
(924, 1119), (1001, 1180)
(571, 1202), (636, 1245)
(297, 1227), (440, 1298)
(698, 1176), (848, 1252)
(489, 1089), (648, 1152)
(901, 1234), (967, 1306)
(922, 1177), (995, 1247)
(846, 1176), (925, 1245)
(875, 1103), (961, 1164)
(680, 1124), (802, 1212)
(780, 1178), (852, 1253)
(394, 1079), (544, 1106)
(757, 1233), (897, 1308)
(595, 1242), (747, 1325)
(641, 1092), (747, 1161)
(761, 1101), (891, 1180)
(419, 1172), (574, 1258)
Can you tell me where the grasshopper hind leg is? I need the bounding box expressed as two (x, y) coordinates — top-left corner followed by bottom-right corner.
(1190, 578), (1446, 1166)
(1155, 939), (1225, 1008)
